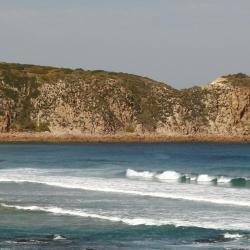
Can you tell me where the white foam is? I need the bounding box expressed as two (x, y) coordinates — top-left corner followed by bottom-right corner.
(197, 174), (215, 183)
(186, 175), (197, 181)
(1, 203), (247, 230)
(126, 169), (182, 181)
(217, 176), (231, 184)
(0, 203), (161, 226)
(224, 232), (243, 239)
(126, 169), (154, 179)
(53, 235), (66, 240)
(156, 171), (181, 180)
(0, 168), (250, 208)
(126, 169), (238, 186)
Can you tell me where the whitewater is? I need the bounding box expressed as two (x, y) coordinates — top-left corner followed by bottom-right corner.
(0, 143), (250, 249)
(0, 167), (250, 208)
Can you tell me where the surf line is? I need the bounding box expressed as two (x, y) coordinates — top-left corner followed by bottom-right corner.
(0, 178), (249, 208)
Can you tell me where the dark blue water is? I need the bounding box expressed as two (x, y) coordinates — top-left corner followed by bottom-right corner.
(0, 143), (250, 249)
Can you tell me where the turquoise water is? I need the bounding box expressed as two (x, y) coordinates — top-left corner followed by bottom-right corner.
(0, 143), (250, 249)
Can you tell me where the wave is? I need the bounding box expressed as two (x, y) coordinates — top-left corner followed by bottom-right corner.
(1, 177), (250, 207)
(0, 168), (250, 208)
(156, 171), (181, 180)
(4, 234), (66, 245)
(1, 203), (248, 231)
(224, 232), (243, 239)
(126, 169), (155, 179)
(52, 235), (65, 240)
(126, 169), (250, 187)
(194, 232), (246, 244)
(0, 203), (173, 226)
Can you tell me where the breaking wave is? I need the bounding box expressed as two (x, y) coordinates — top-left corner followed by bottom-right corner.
(126, 169), (250, 188)
(0, 168), (250, 208)
(223, 232), (243, 239)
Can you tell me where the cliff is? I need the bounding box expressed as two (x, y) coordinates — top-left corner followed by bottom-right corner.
(0, 62), (250, 136)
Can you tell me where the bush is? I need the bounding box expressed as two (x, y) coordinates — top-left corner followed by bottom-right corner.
(36, 122), (50, 132)
(125, 124), (135, 133)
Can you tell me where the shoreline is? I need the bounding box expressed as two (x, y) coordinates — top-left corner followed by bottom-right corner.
(0, 132), (250, 144)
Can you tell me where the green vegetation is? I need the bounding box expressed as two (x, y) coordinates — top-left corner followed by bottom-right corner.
(36, 122), (50, 132)
(179, 86), (209, 125)
(0, 63), (41, 130)
(222, 73), (250, 87)
(125, 124), (135, 133)
(0, 62), (249, 134)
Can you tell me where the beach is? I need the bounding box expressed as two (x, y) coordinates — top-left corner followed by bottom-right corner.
(0, 132), (250, 143)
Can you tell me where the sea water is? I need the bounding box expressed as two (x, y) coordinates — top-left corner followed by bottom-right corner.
(0, 143), (249, 249)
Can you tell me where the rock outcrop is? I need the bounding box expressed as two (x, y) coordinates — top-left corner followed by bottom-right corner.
(0, 62), (250, 136)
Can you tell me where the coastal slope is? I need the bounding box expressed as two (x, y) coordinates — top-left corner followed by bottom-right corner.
(0, 62), (250, 137)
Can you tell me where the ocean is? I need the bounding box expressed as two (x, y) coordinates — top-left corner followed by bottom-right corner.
(0, 143), (249, 250)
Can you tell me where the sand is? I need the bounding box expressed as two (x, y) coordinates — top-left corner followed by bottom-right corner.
(0, 132), (249, 143)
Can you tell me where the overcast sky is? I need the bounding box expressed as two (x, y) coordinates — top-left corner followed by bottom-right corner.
(0, 0), (249, 88)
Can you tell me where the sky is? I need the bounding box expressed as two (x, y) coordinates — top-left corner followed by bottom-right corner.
(0, 0), (249, 88)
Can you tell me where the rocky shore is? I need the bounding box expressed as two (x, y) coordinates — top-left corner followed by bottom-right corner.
(1, 62), (250, 138)
(0, 132), (249, 144)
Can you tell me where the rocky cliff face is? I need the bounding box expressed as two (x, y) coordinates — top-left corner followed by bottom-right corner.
(0, 62), (250, 136)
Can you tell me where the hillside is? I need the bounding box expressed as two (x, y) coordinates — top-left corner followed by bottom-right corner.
(0, 62), (250, 136)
